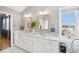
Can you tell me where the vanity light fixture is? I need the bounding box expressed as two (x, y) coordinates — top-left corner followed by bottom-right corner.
(38, 9), (49, 15)
(24, 13), (32, 17)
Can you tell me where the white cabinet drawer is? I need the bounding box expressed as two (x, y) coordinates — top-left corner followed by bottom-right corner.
(46, 40), (58, 45)
(45, 40), (59, 53)
(24, 38), (33, 46)
(45, 48), (55, 53)
(45, 45), (59, 53)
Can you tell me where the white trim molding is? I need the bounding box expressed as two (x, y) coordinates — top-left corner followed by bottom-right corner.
(0, 11), (14, 46)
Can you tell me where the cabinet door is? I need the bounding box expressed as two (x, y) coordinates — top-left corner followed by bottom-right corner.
(38, 39), (46, 53)
(14, 32), (20, 45)
(33, 38), (39, 53)
(33, 38), (45, 53)
(14, 35), (24, 49)
(23, 36), (33, 52)
(14, 32), (20, 41)
(34, 38), (45, 53)
(45, 40), (59, 53)
(14, 32), (24, 48)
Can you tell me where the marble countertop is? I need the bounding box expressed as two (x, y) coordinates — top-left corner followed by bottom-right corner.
(14, 30), (59, 42)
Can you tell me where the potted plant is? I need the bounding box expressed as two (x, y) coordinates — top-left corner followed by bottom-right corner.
(29, 20), (38, 32)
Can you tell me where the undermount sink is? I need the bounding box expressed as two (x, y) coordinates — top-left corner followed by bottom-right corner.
(32, 32), (53, 37)
(32, 33), (43, 37)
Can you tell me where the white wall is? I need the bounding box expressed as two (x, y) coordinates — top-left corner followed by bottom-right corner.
(21, 6), (61, 34)
(75, 11), (79, 38)
(0, 6), (22, 30)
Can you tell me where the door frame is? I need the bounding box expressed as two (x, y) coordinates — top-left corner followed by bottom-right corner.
(0, 11), (14, 46)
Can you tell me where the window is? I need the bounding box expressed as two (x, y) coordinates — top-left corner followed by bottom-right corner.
(61, 11), (76, 38)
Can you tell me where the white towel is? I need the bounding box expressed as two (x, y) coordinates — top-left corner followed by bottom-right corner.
(72, 39), (79, 53)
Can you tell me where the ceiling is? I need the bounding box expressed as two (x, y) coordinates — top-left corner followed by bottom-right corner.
(7, 6), (27, 12)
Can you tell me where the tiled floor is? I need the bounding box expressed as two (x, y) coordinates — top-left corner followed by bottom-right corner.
(0, 46), (26, 53)
(0, 37), (27, 53)
(0, 37), (11, 51)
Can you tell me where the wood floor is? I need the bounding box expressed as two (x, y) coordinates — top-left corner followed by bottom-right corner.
(0, 37), (11, 51)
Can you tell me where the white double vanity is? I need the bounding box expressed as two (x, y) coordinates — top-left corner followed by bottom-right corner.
(14, 31), (59, 53)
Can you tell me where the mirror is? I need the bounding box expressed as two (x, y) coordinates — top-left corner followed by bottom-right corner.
(37, 14), (49, 30)
(24, 16), (38, 31)
(24, 17), (32, 30)
(24, 10), (50, 32)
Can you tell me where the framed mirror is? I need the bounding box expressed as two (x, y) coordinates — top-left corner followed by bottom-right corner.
(24, 17), (32, 30)
(37, 14), (49, 30)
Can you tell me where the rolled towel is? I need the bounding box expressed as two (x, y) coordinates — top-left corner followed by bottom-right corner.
(71, 39), (79, 53)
